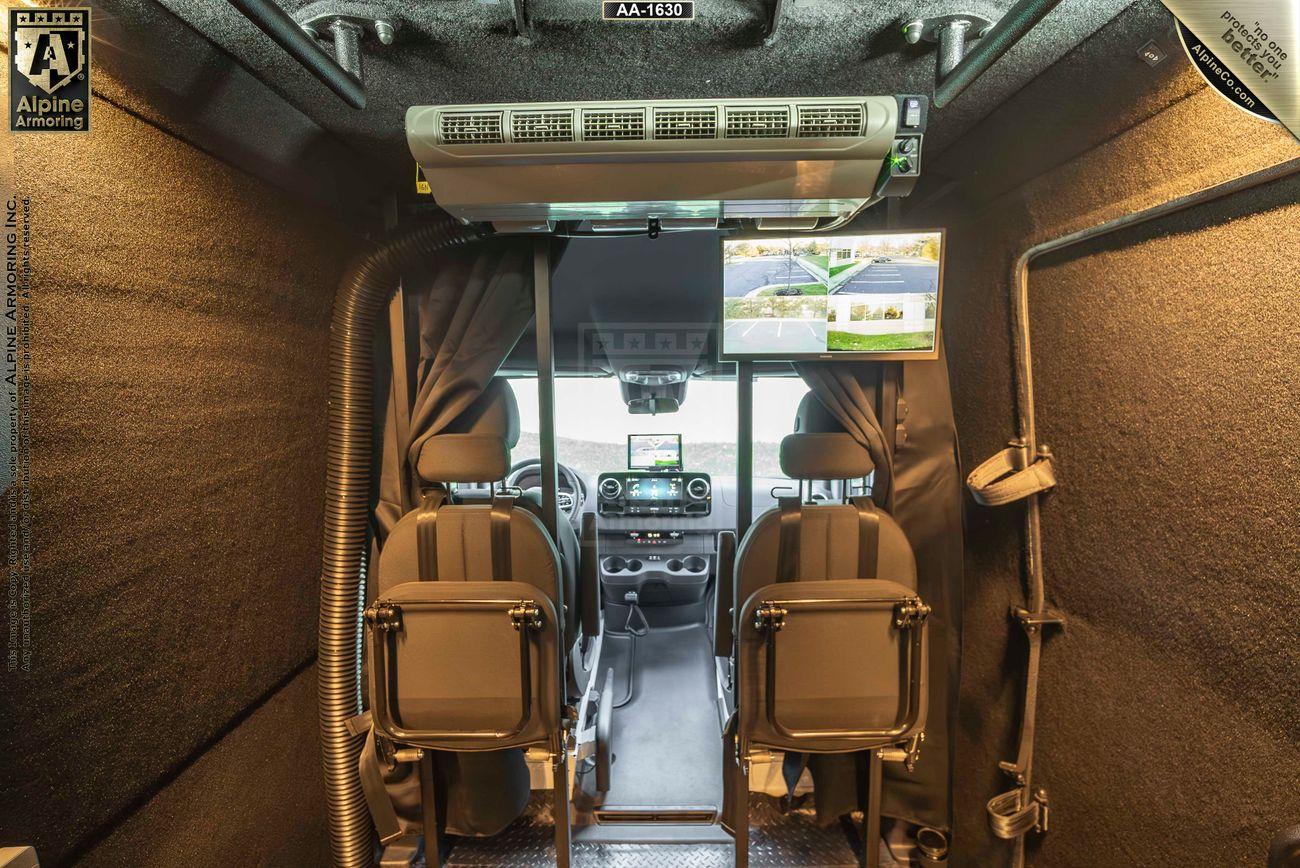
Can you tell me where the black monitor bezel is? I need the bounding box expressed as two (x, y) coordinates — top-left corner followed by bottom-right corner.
(717, 227), (946, 362)
(626, 433), (683, 472)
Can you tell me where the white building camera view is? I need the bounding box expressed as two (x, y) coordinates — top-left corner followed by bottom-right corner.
(722, 231), (941, 356)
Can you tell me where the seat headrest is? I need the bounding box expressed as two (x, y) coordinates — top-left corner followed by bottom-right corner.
(793, 391), (844, 434)
(418, 434), (510, 483)
(779, 432), (874, 480)
(416, 378), (519, 483)
(779, 392), (874, 480)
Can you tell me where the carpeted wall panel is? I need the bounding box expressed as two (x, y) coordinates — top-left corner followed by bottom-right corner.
(1, 97), (354, 865)
(941, 84), (1300, 866)
(76, 666), (330, 868)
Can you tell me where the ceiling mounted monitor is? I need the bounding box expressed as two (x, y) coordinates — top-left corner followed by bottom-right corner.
(719, 229), (945, 361)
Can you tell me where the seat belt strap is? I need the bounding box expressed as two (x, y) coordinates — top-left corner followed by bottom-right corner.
(359, 726), (408, 845)
(851, 496), (880, 579)
(490, 495), (514, 581)
(387, 288), (415, 511)
(967, 442), (1057, 507)
(416, 488), (447, 582)
(776, 496), (801, 582)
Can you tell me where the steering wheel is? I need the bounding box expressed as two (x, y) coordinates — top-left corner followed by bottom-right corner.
(504, 459), (586, 522)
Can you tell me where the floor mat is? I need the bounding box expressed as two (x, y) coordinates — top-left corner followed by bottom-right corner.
(440, 794), (900, 867)
(600, 624), (721, 810)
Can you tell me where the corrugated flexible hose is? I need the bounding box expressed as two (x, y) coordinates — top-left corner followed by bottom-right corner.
(320, 218), (484, 867)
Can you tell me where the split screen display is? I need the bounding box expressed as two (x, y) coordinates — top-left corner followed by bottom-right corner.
(720, 230), (944, 360)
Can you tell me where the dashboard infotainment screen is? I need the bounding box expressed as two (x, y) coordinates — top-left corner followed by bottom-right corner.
(626, 476), (682, 501)
(628, 434), (682, 471)
(720, 230), (944, 361)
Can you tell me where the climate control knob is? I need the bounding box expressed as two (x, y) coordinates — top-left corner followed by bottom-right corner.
(686, 477), (710, 500)
(599, 477), (623, 499)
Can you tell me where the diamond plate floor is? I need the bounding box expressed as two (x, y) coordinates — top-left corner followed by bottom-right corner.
(434, 794), (902, 867)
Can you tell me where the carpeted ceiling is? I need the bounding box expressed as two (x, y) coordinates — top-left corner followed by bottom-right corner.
(131, 0), (1136, 177)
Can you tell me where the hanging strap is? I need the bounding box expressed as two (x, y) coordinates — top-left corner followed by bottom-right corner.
(490, 495), (514, 581)
(359, 725), (407, 844)
(416, 488), (447, 581)
(387, 288), (416, 512)
(851, 496), (880, 579)
(776, 496), (802, 582)
(967, 441), (1057, 507)
(968, 439), (1063, 849)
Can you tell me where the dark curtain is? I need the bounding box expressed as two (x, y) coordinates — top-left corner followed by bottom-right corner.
(793, 361), (897, 509)
(376, 238), (536, 537)
(795, 353), (964, 833)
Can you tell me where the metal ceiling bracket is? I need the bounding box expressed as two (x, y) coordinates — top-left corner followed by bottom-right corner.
(298, 8), (400, 88)
(903, 13), (994, 81)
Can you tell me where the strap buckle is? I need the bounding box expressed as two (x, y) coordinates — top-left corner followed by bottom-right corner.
(966, 438), (1058, 507)
(753, 603), (787, 633)
(365, 603), (403, 633)
(1010, 606), (1065, 635)
(893, 598), (932, 629)
(987, 785), (1049, 838)
(877, 731), (925, 772)
(509, 600), (543, 631)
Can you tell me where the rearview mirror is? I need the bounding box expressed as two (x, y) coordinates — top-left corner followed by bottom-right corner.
(628, 397), (681, 415)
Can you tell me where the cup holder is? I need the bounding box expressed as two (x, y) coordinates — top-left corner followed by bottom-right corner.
(682, 555), (707, 573)
(603, 556), (627, 573)
(626, 558), (644, 572)
(666, 558), (684, 572)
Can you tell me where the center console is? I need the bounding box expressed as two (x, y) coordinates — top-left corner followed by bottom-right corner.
(597, 435), (714, 622)
(596, 472), (712, 517)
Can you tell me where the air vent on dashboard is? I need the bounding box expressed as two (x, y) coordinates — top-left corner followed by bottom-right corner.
(439, 111), (504, 144)
(582, 109), (646, 141)
(724, 106), (790, 138)
(653, 107), (717, 140)
(796, 104), (864, 137)
(511, 111), (574, 143)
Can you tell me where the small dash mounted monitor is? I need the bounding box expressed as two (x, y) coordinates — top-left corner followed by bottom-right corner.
(628, 434), (683, 472)
(719, 229), (944, 361)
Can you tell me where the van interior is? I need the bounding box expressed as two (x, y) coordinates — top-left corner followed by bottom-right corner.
(3, 1), (1298, 868)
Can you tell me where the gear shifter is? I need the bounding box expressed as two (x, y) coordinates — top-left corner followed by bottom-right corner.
(623, 590), (649, 636)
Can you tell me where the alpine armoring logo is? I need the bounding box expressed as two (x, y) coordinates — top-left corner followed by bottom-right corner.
(1175, 19), (1278, 124)
(9, 7), (91, 132)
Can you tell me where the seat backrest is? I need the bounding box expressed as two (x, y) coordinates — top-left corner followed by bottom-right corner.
(734, 499), (917, 608)
(735, 389), (917, 604)
(377, 377), (567, 609)
(368, 378), (566, 752)
(731, 391), (926, 754)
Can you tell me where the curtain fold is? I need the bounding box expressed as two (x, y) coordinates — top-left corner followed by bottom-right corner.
(376, 238), (536, 538)
(793, 355), (963, 834)
(793, 361), (896, 509)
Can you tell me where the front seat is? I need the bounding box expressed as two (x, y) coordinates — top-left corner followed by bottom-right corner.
(725, 393), (930, 868)
(359, 378), (574, 866)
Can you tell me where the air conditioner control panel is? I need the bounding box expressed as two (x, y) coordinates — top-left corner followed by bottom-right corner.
(597, 472), (711, 517)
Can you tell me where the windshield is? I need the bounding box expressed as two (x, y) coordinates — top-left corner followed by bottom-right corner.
(511, 376), (809, 480)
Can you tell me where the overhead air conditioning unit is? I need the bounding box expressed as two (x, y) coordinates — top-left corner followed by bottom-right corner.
(405, 96), (926, 231)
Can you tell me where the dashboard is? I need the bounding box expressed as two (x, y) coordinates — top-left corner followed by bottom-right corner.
(597, 471), (711, 517)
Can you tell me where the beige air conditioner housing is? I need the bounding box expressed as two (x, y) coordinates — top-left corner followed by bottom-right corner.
(406, 97), (903, 228)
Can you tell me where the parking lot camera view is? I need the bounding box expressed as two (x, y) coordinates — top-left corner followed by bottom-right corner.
(721, 231), (942, 357)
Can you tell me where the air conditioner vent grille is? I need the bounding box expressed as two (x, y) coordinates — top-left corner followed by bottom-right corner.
(511, 111), (574, 143)
(724, 106), (790, 138)
(440, 111), (505, 144)
(653, 107), (717, 140)
(583, 109), (646, 141)
(796, 104), (864, 137)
